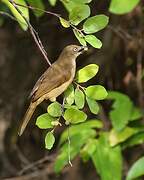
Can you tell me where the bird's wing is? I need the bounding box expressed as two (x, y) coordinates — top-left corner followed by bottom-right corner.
(29, 72), (45, 98)
(30, 62), (72, 102)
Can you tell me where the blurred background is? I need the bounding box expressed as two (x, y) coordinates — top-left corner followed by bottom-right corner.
(0, 0), (144, 179)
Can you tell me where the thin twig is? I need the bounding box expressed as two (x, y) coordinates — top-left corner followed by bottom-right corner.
(3, 154), (56, 180)
(10, 0), (51, 66)
(9, 0), (86, 41)
(67, 125), (72, 167)
(108, 25), (132, 42)
(98, 105), (110, 130)
(9, 0), (60, 18)
(3, 166), (51, 180)
(18, 155), (54, 175)
(62, 98), (72, 166)
(0, 11), (19, 22)
(73, 81), (86, 91)
(136, 40), (143, 108)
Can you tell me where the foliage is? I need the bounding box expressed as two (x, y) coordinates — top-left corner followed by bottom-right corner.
(1, 0), (144, 179)
(1, 0), (29, 30)
(109, 0), (140, 14)
(107, 91), (143, 131)
(45, 131), (55, 150)
(91, 133), (122, 180)
(126, 156), (144, 180)
(36, 63), (107, 149)
(76, 64), (99, 83)
(0, 0), (109, 48)
(53, 89), (144, 179)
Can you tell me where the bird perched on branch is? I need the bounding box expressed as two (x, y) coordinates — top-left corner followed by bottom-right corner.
(19, 45), (88, 136)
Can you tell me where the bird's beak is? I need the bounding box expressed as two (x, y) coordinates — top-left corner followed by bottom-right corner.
(78, 46), (88, 54)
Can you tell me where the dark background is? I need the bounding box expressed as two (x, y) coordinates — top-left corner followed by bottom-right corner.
(0, 0), (144, 179)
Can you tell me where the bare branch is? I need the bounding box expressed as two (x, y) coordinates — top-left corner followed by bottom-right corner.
(9, 0), (60, 18)
(10, 0), (51, 66)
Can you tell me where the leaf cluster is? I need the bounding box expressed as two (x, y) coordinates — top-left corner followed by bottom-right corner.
(36, 64), (107, 151)
(1, 0), (143, 179)
(59, 0), (109, 48)
(0, 0), (109, 49)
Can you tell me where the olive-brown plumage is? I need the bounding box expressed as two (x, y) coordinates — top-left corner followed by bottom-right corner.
(19, 45), (87, 136)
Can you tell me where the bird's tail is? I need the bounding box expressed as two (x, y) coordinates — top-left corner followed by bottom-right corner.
(18, 101), (37, 136)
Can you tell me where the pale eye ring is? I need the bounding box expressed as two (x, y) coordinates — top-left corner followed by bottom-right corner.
(73, 47), (78, 52)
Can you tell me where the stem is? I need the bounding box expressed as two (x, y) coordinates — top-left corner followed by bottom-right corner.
(9, 0), (85, 52)
(67, 125), (72, 167)
(73, 81), (86, 91)
(10, 0), (51, 66)
(136, 45), (143, 108)
(9, 0), (60, 18)
(70, 22), (84, 37)
(108, 25), (132, 41)
(0, 11), (18, 22)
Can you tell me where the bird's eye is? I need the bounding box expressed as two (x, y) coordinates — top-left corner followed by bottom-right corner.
(73, 47), (78, 52)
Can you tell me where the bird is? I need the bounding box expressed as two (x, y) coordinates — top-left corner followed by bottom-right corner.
(18, 45), (88, 136)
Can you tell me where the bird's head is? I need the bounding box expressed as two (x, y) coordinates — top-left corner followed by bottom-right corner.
(63, 45), (88, 58)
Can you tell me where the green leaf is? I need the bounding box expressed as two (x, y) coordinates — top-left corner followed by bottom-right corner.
(55, 134), (82, 173)
(26, 0), (45, 17)
(55, 129), (95, 173)
(47, 102), (62, 117)
(75, 88), (85, 109)
(69, 0), (92, 3)
(64, 84), (75, 105)
(130, 107), (143, 121)
(85, 85), (108, 100)
(59, 17), (70, 28)
(61, 1), (77, 12)
(2, 0), (28, 30)
(109, 127), (139, 147)
(81, 139), (97, 161)
(48, 0), (57, 6)
(64, 108), (87, 124)
(61, 0), (92, 12)
(60, 119), (103, 144)
(60, 129), (97, 145)
(82, 119), (103, 129)
(91, 133), (122, 180)
(36, 113), (55, 129)
(109, 0), (140, 15)
(76, 64), (99, 83)
(69, 5), (90, 25)
(127, 157), (144, 180)
(14, 0), (29, 20)
(64, 104), (78, 110)
(73, 29), (87, 46)
(86, 97), (99, 114)
(45, 132), (55, 150)
(122, 132), (144, 149)
(83, 15), (109, 34)
(85, 35), (102, 49)
(60, 128), (96, 146)
(107, 91), (133, 131)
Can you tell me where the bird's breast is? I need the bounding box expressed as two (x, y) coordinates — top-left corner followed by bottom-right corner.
(45, 61), (76, 101)
(69, 60), (76, 79)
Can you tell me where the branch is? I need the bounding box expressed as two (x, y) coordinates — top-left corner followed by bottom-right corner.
(18, 155), (55, 175)
(0, 11), (18, 22)
(136, 41), (143, 108)
(4, 167), (51, 180)
(10, 0), (51, 66)
(9, 0), (60, 18)
(108, 25), (132, 42)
